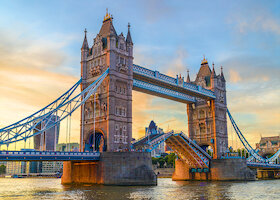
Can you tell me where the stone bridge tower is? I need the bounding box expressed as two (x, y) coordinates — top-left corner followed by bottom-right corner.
(80, 12), (133, 152)
(187, 58), (228, 159)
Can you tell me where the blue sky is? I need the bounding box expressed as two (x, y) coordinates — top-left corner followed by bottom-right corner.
(0, 0), (279, 148)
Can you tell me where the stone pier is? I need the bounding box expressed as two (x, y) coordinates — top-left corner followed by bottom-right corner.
(172, 158), (256, 181)
(61, 152), (157, 186)
(257, 169), (280, 179)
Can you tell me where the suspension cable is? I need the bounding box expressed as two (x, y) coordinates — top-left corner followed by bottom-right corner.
(93, 93), (96, 151)
(68, 103), (72, 152)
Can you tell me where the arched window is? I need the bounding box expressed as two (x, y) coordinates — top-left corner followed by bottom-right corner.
(199, 110), (205, 119)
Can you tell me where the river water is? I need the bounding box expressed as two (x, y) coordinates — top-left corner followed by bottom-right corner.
(0, 178), (279, 200)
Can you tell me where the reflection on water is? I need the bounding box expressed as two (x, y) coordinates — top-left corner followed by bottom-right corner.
(0, 178), (279, 200)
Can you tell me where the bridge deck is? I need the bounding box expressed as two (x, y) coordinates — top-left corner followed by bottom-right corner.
(0, 151), (100, 161)
(133, 64), (216, 101)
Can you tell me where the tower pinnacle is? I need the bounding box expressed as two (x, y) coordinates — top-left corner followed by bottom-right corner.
(211, 62), (216, 77)
(126, 22), (133, 44)
(221, 66), (225, 81)
(186, 69), (191, 82)
(81, 28), (89, 50)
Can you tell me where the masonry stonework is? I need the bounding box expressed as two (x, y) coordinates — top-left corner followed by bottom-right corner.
(187, 58), (228, 159)
(80, 12), (133, 152)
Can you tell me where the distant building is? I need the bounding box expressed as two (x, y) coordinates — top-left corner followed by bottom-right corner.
(256, 136), (280, 157)
(145, 121), (165, 157)
(56, 143), (79, 152)
(33, 115), (60, 151)
(6, 161), (22, 175)
(41, 161), (63, 173)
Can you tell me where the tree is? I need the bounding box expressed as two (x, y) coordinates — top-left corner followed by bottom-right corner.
(158, 157), (165, 168)
(166, 153), (176, 168)
(0, 165), (6, 175)
(152, 157), (158, 165)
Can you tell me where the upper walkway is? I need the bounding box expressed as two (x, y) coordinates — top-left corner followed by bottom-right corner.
(133, 64), (216, 103)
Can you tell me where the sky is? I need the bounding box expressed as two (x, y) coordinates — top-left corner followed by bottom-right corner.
(0, 0), (279, 150)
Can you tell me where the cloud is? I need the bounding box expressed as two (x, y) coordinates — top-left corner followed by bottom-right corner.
(165, 47), (188, 77)
(0, 29), (79, 74)
(139, 0), (174, 24)
(222, 55), (280, 145)
(229, 69), (241, 83)
(228, 6), (280, 35)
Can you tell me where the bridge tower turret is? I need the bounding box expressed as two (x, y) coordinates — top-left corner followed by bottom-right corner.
(80, 11), (133, 152)
(187, 58), (228, 159)
(81, 29), (89, 83)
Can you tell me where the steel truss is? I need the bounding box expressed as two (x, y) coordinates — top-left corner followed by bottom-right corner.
(0, 68), (109, 146)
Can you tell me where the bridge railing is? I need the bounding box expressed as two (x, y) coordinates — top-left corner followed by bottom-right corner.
(0, 150), (100, 157)
(133, 64), (215, 99)
(133, 79), (196, 103)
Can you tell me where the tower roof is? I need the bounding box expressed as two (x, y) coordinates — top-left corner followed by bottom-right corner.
(195, 62), (212, 81)
(99, 10), (117, 38)
(126, 23), (133, 44)
(81, 28), (89, 50)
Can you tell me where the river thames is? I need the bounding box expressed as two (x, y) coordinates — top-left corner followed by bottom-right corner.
(0, 178), (279, 200)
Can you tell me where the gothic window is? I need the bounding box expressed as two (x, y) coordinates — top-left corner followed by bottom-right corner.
(115, 124), (119, 130)
(199, 123), (206, 134)
(120, 127), (123, 135)
(115, 85), (118, 92)
(119, 87), (122, 93)
(123, 87), (126, 94)
(199, 110), (205, 119)
(102, 38), (107, 50)
(120, 57), (124, 64)
(115, 107), (118, 115)
(123, 108), (126, 117)
(119, 108), (122, 116)
(114, 135), (118, 143)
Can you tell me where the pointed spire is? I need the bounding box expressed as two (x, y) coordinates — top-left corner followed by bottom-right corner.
(211, 62), (216, 77)
(221, 66), (225, 82)
(81, 28), (89, 50)
(126, 22), (133, 44)
(186, 69), (191, 83)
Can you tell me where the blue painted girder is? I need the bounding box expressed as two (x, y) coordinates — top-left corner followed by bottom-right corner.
(133, 64), (216, 100)
(0, 151), (100, 161)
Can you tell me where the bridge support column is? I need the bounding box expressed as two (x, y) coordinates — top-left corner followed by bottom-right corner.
(210, 159), (256, 181)
(257, 169), (280, 179)
(61, 152), (157, 185)
(172, 159), (210, 181)
(172, 159), (190, 180)
(61, 161), (102, 184)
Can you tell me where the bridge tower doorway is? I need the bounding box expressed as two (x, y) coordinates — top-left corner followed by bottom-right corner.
(85, 130), (106, 152)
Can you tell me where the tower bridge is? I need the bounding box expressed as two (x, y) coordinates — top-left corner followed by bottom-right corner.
(1, 11), (280, 185)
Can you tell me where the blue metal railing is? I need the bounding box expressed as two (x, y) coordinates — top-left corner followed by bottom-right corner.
(0, 150), (100, 161)
(133, 64), (216, 99)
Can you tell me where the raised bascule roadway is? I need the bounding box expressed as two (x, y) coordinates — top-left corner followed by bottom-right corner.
(1, 12), (280, 184)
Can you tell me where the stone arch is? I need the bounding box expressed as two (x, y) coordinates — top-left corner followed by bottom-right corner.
(84, 128), (107, 152)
